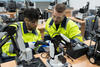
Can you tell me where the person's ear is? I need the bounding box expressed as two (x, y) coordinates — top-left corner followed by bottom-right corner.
(24, 18), (29, 22)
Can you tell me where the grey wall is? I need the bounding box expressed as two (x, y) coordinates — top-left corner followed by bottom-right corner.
(35, 2), (50, 11)
(58, 0), (100, 10)
(36, 0), (100, 11)
(2, 0), (100, 11)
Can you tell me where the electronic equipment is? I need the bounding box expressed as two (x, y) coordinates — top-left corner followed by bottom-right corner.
(79, 2), (89, 13)
(76, 2), (90, 20)
(6, 0), (16, 12)
(0, 1), (5, 7)
(66, 39), (88, 59)
(46, 34), (72, 67)
(0, 23), (46, 67)
(86, 8), (100, 65)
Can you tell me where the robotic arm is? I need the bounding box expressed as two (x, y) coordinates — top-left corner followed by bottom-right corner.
(0, 24), (33, 64)
(0, 24), (20, 56)
(0, 24), (46, 67)
(47, 34), (72, 67)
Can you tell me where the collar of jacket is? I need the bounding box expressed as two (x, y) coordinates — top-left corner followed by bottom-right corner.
(49, 16), (67, 29)
(23, 22), (37, 35)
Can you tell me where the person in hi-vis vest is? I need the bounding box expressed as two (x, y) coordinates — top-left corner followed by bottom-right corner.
(1, 8), (44, 62)
(44, 4), (83, 47)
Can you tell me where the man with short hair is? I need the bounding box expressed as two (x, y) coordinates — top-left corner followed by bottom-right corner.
(44, 3), (83, 42)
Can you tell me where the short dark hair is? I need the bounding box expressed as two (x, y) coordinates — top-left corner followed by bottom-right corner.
(54, 3), (66, 13)
(23, 8), (39, 21)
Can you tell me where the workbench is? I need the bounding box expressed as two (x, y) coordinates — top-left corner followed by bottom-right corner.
(0, 40), (99, 67)
(0, 12), (16, 18)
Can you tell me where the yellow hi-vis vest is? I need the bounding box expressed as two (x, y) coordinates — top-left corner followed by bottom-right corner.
(44, 17), (83, 42)
(2, 22), (42, 57)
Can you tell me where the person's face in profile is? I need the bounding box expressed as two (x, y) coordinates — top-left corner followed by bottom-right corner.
(24, 18), (38, 31)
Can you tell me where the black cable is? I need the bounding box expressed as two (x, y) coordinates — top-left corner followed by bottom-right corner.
(89, 14), (98, 46)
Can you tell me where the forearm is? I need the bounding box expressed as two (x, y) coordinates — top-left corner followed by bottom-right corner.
(72, 35), (83, 42)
